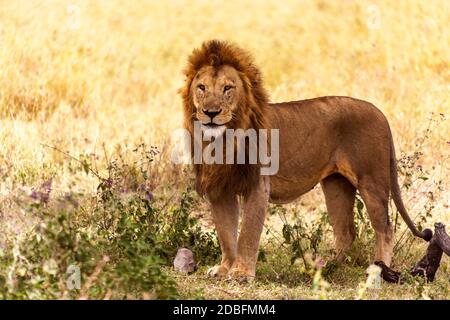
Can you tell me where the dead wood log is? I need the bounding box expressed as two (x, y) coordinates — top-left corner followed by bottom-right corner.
(410, 223), (449, 281)
(375, 222), (449, 283)
(434, 222), (450, 256)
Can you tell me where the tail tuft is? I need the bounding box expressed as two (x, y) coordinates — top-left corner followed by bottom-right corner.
(422, 228), (433, 242)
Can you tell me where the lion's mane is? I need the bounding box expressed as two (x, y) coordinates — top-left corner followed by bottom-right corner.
(181, 40), (269, 199)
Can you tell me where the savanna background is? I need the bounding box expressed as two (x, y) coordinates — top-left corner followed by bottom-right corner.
(0, 0), (448, 299)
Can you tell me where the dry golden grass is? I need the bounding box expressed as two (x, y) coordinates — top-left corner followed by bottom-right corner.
(0, 0), (448, 299)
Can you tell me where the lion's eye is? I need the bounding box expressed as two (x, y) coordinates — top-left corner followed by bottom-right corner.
(223, 85), (234, 93)
(198, 84), (205, 91)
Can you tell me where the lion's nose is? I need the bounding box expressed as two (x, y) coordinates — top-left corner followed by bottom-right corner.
(203, 109), (222, 120)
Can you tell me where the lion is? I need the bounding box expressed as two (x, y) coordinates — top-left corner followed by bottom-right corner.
(181, 40), (432, 281)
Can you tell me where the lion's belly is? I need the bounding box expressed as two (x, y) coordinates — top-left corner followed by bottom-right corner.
(268, 176), (319, 204)
(268, 161), (336, 204)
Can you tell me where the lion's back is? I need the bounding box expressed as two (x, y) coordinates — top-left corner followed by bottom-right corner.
(268, 96), (390, 136)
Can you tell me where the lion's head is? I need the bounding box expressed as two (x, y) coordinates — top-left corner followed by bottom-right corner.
(181, 40), (269, 199)
(181, 40), (268, 136)
(191, 64), (243, 128)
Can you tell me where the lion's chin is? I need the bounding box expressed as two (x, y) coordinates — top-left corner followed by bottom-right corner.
(201, 124), (226, 140)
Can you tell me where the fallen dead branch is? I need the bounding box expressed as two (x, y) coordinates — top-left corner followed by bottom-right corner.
(375, 222), (449, 283)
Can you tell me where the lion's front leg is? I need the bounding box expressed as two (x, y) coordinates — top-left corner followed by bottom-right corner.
(207, 194), (239, 278)
(229, 176), (270, 281)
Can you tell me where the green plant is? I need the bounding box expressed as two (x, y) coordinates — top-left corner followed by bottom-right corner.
(269, 205), (329, 267)
(0, 144), (220, 299)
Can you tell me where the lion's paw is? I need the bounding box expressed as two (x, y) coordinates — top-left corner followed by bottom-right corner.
(228, 268), (255, 283)
(207, 265), (229, 278)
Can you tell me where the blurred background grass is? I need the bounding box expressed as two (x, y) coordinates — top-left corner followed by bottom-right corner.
(0, 0), (448, 298)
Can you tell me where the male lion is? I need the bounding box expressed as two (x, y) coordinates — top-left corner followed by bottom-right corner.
(181, 40), (432, 281)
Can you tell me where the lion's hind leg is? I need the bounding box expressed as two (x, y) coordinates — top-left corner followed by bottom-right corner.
(321, 173), (357, 262)
(358, 178), (394, 266)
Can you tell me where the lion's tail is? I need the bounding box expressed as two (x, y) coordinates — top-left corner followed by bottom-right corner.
(389, 132), (433, 241)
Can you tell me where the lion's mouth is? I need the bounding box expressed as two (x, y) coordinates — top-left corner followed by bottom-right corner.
(201, 123), (226, 139)
(203, 122), (222, 128)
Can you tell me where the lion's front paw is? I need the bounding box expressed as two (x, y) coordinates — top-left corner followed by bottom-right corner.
(207, 265), (229, 278)
(228, 267), (255, 283)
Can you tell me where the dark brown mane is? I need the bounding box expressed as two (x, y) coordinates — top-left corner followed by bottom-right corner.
(180, 40), (269, 200)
